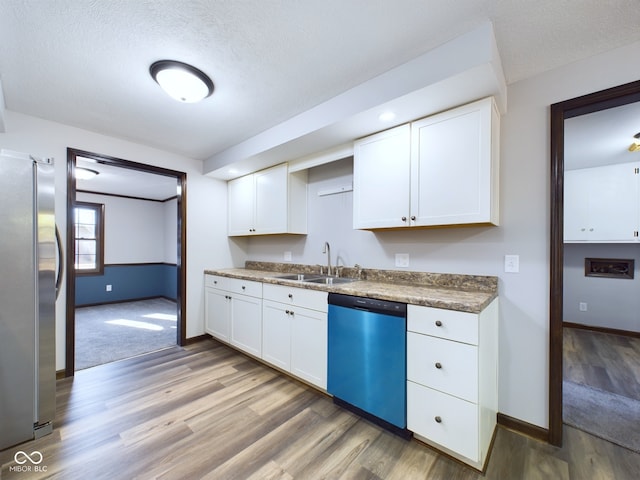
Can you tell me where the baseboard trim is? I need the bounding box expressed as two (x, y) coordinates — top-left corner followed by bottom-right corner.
(184, 334), (211, 346)
(76, 295), (177, 309)
(56, 369), (66, 380)
(563, 322), (640, 339)
(497, 413), (548, 442)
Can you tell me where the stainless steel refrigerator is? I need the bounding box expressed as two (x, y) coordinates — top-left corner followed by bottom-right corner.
(0, 149), (58, 450)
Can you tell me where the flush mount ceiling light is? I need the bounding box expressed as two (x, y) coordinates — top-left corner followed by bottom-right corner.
(150, 60), (214, 103)
(75, 167), (99, 180)
(629, 132), (640, 152)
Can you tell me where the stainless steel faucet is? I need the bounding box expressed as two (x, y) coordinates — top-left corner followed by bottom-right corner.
(323, 241), (332, 276)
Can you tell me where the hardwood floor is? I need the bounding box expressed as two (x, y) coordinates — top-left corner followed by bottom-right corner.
(2, 338), (640, 479)
(563, 326), (640, 401)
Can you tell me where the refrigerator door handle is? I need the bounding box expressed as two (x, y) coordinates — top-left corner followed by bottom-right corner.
(55, 223), (64, 300)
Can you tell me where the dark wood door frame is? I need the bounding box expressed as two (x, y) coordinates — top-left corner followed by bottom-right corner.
(549, 79), (640, 446)
(65, 148), (187, 377)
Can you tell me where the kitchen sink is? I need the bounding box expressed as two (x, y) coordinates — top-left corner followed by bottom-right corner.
(305, 276), (358, 285)
(274, 273), (324, 281)
(273, 273), (358, 285)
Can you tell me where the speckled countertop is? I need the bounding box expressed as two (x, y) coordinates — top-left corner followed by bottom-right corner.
(205, 262), (497, 313)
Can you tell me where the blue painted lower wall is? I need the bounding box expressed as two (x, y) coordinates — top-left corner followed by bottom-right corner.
(76, 264), (177, 306)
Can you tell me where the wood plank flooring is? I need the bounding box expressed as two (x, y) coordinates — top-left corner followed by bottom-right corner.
(2, 338), (640, 479)
(563, 326), (640, 401)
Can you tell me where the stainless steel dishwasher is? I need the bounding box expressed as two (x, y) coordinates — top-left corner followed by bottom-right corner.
(327, 293), (410, 438)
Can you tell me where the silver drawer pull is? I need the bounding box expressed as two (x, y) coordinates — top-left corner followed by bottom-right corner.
(435, 362), (442, 369)
(435, 416), (442, 423)
(435, 320), (442, 327)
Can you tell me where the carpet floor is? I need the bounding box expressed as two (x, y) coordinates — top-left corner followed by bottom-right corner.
(75, 298), (177, 370)
(564, 380), (640, 453)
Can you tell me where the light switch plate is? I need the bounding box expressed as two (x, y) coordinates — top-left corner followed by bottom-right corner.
(284, 251), (292, 262)
(395, 253), (410, 268)
(504, 255), (519, 273)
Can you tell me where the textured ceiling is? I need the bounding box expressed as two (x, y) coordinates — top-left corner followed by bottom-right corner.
(1, 0), (640, 165)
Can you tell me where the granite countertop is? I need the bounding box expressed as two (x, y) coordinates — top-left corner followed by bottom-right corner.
(205, 262), (497, 314)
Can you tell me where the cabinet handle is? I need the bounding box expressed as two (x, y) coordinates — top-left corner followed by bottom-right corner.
(411, 215), (416, 221)
(288, 293), (293, 299)
(435, 362), (442, 369)
(435, 320), (442, 327)
(213, 280), (218, 285)
(285, 310), (290, 314)
(434, 416), (442, 423)
(401, 216), (407, 222)
(242, 285), (246, 290)
(289, 310), (294, 316)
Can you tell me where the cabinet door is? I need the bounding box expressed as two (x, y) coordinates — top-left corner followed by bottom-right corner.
(230, 294), (263, 357)
(291, 306), (327, 389)
(353, 124), (411, 229)
(228, 174), (255, 236)
(262, 300), (291, 371)
(587, 163), (638, 241)
(564, 168), (590, 241)
(255, 164), (288, 234)
(205, 288), (231, 342)
(411, 98), (497, 226)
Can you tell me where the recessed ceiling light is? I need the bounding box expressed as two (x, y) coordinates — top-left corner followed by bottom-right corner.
(378, 111), (396, 122)
(150, 60), (214, 103)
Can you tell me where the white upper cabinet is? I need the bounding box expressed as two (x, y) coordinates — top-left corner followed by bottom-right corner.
(228, 163), (307, 236)
(353, 97), (500, 230)
(353, 124), (411, 229)
(564, 162), (639, 242)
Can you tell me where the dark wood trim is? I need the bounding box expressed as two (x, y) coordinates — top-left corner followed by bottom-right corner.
(77, 188), (178, 203)
(497, 413), (548, 442)
(548, 78), (640, 447)
(76, 295), (177, 309)
(563, 322), (640, 339)
(65, 147), (188, 376)
(56, 370), (66, 380)
(103, 262), (179, 267)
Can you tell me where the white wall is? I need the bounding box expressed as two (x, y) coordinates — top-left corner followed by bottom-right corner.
(564, 243), (640, 331)
(0, 110), (233, 370)
(243, 40), (640, 429)
(77, 192), (167, 264)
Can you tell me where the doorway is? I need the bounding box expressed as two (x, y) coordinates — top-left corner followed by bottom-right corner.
(65, 148), (187, 376)
(549, 79), (640, 445)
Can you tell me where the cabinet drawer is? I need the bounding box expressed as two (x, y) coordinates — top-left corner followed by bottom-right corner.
(225, 277), (262, 297)
(407, 381), (479, 462)
(407, 332), (478, 403)
(407, 304), (478, 345)
(263, 284), (328, 312)
(205, 274), (227, 289)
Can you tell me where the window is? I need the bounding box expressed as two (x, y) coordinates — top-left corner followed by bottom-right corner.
(74, 202), (104, 274)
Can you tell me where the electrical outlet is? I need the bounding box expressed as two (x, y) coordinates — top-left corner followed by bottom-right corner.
(579, 302), (587, 312)
(106, 284), (112, 292)
(504, 255), (520, 273)
(395, 253), (410, 268)
(284, 251), (292, 262)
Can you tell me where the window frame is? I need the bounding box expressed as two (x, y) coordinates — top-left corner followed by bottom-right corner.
(73, 201), (105, 276)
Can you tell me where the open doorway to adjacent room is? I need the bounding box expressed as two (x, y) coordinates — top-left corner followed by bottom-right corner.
(549, 80), (640, 447)
(65, 148), (187, 375)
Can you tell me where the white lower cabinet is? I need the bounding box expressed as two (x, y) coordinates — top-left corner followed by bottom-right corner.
(262, 284), (328, 389)
(407, 298), (498, 470)
(204, 275), (263, 357)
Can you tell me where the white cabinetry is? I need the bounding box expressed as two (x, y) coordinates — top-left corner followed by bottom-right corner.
(228, 163), (307, 236)
(406, 299), (498, 470)
(564, 163), (639, 242)
(354, 97), (499, 230)
(262, 284), (328, 389)
(204, 275), (263, 357)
